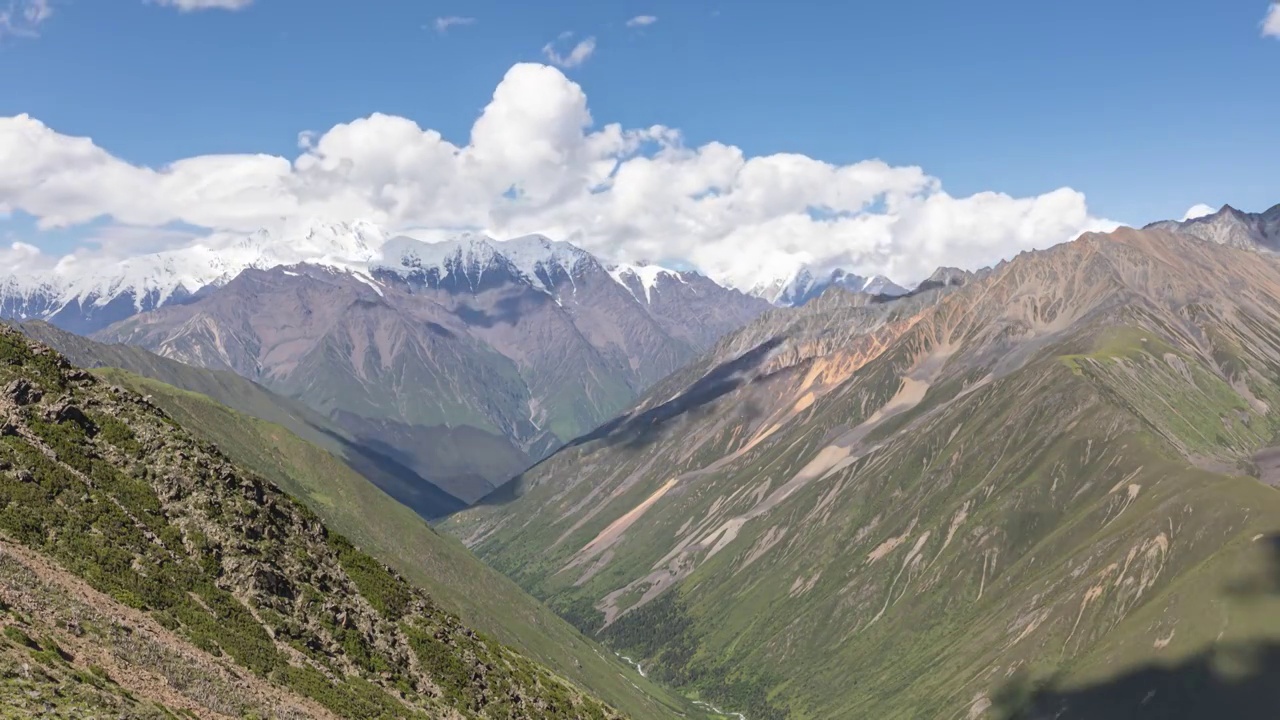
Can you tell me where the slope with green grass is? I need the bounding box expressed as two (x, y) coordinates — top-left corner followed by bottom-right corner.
(0, 324), (626, 719)
(9, 321), (700, 718)
(446, 227), (1280, 718)
(89, 367), (700, 720)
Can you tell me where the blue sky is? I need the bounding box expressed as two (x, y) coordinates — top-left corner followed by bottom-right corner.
(1, 0), (1278, 284)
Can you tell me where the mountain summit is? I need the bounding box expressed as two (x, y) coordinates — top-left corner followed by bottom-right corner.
(1145, 203), (1280, 252)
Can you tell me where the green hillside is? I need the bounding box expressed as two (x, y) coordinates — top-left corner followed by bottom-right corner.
(446, 229), (1280, 718)
(91, 367), (697, 720)
(0, 324), (621, 718)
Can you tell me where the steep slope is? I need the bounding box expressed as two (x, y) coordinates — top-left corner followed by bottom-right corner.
(446, 226), (1280, 719)
(6, 321), (700, 718)
(0, 325), (626, 718)
(1146, 203), (1280, 253)
(97, 237), (766, 502)
(12, 319), (469, 517)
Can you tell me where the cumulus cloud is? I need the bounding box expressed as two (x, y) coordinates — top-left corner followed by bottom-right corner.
(542, 33), (596, 68)
(626, 15), (657, 28)
(433, 15), (475, 34)
(1182, 203), (1217, 221)
(1265, 2), (1280, 37)
(0, 0), (53, 38)
(151, 0), (254, 10)
(0, 62), (1116, 288)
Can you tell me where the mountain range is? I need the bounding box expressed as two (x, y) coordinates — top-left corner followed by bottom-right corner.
(444, 210), (1280, 719)
(76, 232), (765, 510)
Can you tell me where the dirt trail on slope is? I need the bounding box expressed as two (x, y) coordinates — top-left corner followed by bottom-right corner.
(0, 536), (336, 720)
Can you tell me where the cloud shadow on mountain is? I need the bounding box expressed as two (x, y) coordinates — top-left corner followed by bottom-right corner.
(990, 534), (1280, 720)
(451, 295), (527, 328)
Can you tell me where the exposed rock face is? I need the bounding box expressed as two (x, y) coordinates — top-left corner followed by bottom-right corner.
(446, 225), (1280, 719)
(1146, 203), (1280, 252)
(96, 245), (766, 507)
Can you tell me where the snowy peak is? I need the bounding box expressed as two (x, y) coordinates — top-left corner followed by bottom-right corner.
(751, 264), (909, 307)
(372, 232), (594, 294)
(606, 261), (688, 303)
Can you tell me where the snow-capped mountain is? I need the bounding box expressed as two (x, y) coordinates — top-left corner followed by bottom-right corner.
(0, 219), (388, 334)
(606, 261), (690, 304)
(747, 264), (909, 306)
(1, 218), (771, 336)
(373, 232), (597, 295)
(1145, 203), (1280, 252)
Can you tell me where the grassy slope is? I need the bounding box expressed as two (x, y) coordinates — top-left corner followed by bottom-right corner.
(93, 368), (698, 720)
(15, 321), (480, 515)
(446, 234), (1280, 718)
(0, 326), (620, 719)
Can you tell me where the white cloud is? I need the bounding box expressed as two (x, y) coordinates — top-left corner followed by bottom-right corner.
(433, 15), (475, 33)
(151, 0), (253, 11)
(0, 62), (1117, 288)
(626, 15), (657, 28)
(0, 0), (53, 38)
(1265, 3), (1280, 37)
(542, 34), (596, 68)
(1182, 203), (1217, 221)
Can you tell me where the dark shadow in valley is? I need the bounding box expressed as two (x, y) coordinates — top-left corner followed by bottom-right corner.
(307, 422), (468, 521)
(467, 336), (788, 513)
(992, 534), (1280, 719)
(568, 335), (786, 452)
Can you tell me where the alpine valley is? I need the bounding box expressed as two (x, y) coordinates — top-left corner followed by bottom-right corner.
(2, 221), (774, 513)
(444, 203), (1280, 719)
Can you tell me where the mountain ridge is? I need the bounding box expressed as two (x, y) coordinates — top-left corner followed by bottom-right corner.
(92, 243), (767, 509)
(445, 221), (1280, 718)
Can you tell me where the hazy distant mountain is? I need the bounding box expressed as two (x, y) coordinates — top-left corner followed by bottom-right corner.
(746, 262), (910, 306)
(96, 232), (767, 503)
(0, 220), (388, 334)
(446, 220), (1280, 719)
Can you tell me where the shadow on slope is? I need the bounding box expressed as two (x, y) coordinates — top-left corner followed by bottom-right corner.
(470, 336), (785, 511)
(568, 335), (785, 451)
(309, 423), (469, 519)
(993, 534), (1280, 720)
(11, 321), (475, 520)
(321, 411), (531, 514)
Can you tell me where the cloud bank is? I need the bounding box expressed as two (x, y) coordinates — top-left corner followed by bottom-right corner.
(0, 62), (1116, 288)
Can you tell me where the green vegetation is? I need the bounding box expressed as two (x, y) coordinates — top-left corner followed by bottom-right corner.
(446, 235), (1280, 718)
(0, 326), (624, 719)
(89, 367), (696, 719)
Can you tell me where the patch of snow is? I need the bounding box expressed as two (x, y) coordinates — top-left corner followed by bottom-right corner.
(607, 261), (686, 303)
